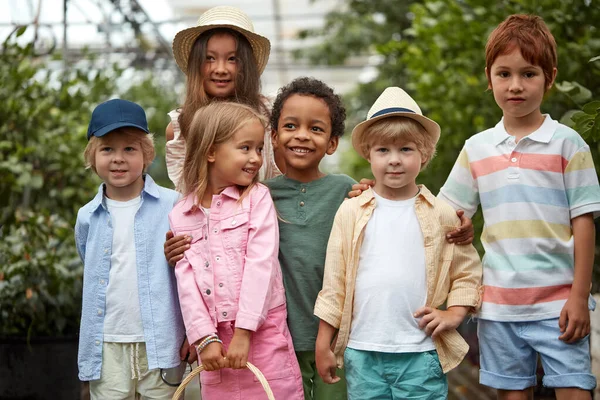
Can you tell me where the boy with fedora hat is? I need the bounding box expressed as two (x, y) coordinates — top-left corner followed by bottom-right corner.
(314, 87), (482, 399)
(76, 99), (185, 399)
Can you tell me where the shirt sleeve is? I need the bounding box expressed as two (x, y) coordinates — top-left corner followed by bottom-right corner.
(235, 187), (281, 331)
(169, 215), (216, 344)
(74, 212), (88, 262)
(446, 241), (483, 310)
(165, 110), (186, 189)
(564, 145), (600, 219)
(313, 204), (348, 329)
(438, 147), (480, 218)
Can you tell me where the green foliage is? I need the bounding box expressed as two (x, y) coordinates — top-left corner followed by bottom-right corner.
(556, 56), (600, 141)
(0, 29), (177, 336)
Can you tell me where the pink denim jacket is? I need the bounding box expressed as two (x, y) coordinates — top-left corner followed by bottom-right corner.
(168, 183), (286, 345)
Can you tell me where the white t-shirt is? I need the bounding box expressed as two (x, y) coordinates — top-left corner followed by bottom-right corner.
(348, 190), (435, 353)
(103, 196), (145, 342)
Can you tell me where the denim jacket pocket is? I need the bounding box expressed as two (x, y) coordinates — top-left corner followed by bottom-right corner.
(185, 227), (207, 254)
(220, 212), (250, 250)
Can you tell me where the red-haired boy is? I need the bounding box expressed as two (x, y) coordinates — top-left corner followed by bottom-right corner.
(439, 14), (600, 399)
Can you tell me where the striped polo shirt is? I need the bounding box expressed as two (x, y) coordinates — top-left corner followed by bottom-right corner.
(439, 115), (600, 321)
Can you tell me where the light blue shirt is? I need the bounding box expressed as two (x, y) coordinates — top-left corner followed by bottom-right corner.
(74, 174), (185, 381)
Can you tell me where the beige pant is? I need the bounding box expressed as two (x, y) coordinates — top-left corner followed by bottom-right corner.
(90, 342), (177, 400)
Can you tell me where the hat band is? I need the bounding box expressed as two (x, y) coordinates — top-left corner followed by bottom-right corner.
(370, 107), (415, 119)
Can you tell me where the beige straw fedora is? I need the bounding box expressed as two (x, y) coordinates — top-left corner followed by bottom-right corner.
(172, 6), (271, 75)
(352, 87), (441, 158)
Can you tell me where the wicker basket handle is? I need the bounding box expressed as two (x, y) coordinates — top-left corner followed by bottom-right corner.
(171, 362), (275, 400)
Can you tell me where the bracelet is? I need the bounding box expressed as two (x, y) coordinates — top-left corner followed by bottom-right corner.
(196, 337), (223, 354)
(197, 334), (218, 350)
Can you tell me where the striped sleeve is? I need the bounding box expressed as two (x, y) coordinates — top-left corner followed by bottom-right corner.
(165, 110), (186, 190)
(564, 145), (600, 219)
(438, 147), (480, 218)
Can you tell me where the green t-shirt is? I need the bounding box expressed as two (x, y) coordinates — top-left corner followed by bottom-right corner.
(264, 174), (356, 351)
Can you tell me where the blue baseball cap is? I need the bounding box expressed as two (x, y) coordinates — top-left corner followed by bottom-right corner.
(87, 99), (149, 140)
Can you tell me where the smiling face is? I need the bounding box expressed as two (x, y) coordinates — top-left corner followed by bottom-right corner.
(208, 118), (264, 193)
(94, 132), (146, 201)
(488, 46), (556, 127)
(272, 94), (339, 182)
(202, 32), (238, 98)
(368, 138), (424, 200)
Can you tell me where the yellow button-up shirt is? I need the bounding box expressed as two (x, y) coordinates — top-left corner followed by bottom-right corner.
(314, 185), (482, 373)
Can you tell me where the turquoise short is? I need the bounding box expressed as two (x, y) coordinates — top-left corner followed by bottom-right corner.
(344, 348), (447, 400)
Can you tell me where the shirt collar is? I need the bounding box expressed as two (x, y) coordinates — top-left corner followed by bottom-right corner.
(416, 184), (435, 206)
(88, 174), (159, 212)
(358, 184), (434, 206)
(492, 114), (557, 146)
(181, 185), (242, 213)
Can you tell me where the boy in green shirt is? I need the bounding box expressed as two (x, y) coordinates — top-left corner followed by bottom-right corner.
(265, 77), (354, 400)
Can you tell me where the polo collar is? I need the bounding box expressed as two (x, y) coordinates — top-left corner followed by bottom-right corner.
(492, 114), (557, 146)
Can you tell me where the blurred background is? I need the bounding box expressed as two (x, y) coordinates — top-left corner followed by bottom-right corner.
(0, 0), (598, 398)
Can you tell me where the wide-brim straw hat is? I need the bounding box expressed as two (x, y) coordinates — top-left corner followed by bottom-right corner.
(172, 6), (271, 75)
(351, 87), (441, 158)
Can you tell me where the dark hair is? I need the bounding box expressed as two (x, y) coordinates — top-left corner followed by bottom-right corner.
(270, 77), (346, 137)
(179, 28), (266, 140)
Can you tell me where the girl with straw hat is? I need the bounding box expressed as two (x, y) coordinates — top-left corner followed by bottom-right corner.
(165, 5), (281, 190)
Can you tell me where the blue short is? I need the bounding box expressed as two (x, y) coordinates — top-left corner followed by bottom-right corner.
(344, 348), (447, 400)
(478, 318), (596, 390)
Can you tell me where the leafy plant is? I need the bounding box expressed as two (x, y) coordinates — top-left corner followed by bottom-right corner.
(556, 56), (600, 141)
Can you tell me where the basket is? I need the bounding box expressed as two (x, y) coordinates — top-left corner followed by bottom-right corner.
(171, 362), (275, 400)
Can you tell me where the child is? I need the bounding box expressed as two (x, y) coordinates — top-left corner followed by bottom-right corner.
(75, 99), (185, 398)
(167, 5), (281, 189)
(264, 77), (355, 400)
(438, 14), (600, 398)
(314, 87), (483, 399)
(164, 5), (283, 266)
(168, 101), (304, 399)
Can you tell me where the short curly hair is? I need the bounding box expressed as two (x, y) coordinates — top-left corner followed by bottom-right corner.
(270, 77), (346, 137)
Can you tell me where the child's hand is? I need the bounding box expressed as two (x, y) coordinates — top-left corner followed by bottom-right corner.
(559, 296), (590, 343)
(414, 306), (468, 339)
(199, 341), (228, 371)
(226, 328), (251, 369)
(180, 337), (198, 364)
(315, 347), (340, 384)
(164, 230), (190, 266)
(347, 178), (375, 198)
(446, 210), (474, 245)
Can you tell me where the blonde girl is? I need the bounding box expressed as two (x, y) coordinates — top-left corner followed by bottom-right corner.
(168, 102), (304, 400)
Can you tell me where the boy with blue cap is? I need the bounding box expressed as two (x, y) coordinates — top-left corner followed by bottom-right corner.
(75, 99), (186, 399)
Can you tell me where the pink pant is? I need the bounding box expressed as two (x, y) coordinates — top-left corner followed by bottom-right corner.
(200, 304), (304, 400)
